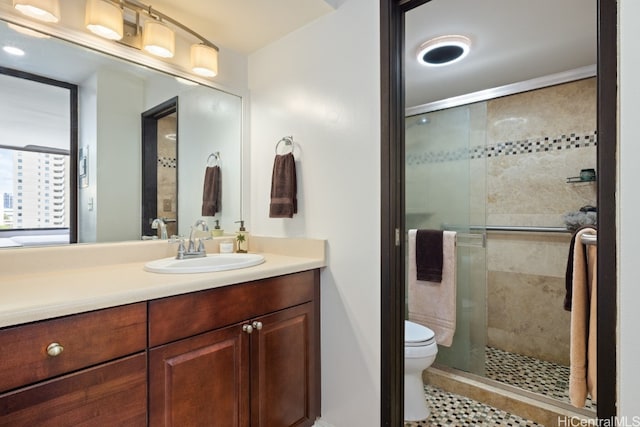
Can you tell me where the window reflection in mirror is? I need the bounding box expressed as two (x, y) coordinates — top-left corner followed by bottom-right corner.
(0, 68), (77, 248)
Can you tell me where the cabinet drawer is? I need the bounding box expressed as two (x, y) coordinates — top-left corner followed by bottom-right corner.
(0, 353), (147, 427)
(149, 270), (319, 347)
(0, 302), (147, 393)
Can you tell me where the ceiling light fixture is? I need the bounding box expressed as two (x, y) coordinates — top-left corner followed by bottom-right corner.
(12, 0), (60, 23)
(85, 0), (124, 41)
(3, 46), (26, 56)
(417, 35), (471, 67)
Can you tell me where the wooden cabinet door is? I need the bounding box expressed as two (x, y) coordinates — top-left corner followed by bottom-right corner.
(0, 353), (147, 427)
(250, 302), (319, 427)
(149, 324), (250, 427)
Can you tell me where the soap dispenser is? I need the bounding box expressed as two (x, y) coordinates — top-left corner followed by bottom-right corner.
(235, 220), (248, 253)
(211, 219), (224, 237)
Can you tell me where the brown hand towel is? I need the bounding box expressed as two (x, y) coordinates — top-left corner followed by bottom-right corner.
(408, 230), (457, 347)
(269, 153), (297, 218)
(201, 165), (221, 216)
(416, 229), (444, 282)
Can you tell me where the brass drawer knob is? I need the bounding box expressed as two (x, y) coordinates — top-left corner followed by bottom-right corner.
(46, 342), (64, 357)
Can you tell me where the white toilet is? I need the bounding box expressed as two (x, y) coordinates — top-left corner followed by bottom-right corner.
(404, 320), (438, 421)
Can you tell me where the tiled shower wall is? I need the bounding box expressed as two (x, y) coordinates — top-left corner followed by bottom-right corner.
(157, 114), (177, 237)
(485, 78), (596, 365)
(406, 77), (596, 367)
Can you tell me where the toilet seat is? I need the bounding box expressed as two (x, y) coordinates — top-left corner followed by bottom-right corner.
(405, 321), (436, 347)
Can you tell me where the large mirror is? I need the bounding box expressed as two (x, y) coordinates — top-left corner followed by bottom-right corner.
(0, 18), (242, 248)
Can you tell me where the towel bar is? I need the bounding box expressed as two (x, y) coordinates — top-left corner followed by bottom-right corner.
(455, 232), (486, 248)
(581, 233), (597, 245)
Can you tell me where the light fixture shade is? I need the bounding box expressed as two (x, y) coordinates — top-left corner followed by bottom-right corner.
(191, 44), (218, 77)
(13, 0), (60, 23)
(85, 0), (123, 41)
(143, 20), (175, 58)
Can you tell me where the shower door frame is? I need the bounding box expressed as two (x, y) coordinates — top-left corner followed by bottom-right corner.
(380, 0), (618, 424)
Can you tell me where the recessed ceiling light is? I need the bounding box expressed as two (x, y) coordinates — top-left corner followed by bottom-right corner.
(3, 46), (26, 56)
(417, 35), (471, 67)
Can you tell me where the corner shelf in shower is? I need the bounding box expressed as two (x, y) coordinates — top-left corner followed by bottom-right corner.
(566, 176), (596, 183)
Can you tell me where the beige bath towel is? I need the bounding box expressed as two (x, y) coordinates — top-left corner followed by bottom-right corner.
(569, 227), (597, 407)
(408, 229), (457, 347)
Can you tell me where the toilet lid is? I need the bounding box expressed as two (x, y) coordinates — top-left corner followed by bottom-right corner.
(405, 321), (436, 346)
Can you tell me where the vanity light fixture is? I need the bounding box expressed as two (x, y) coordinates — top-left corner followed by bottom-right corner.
(13, 0), (60, 23)
(191, 44), (218, 77)
(417, 35), (471, 67)
(142, 19), (175, 58)
(15, 0), (220, 78)
(85, 0), (124, 41)
(87, 0), (219, 77)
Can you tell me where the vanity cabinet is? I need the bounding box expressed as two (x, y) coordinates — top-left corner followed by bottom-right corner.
(148, 270), (320, 427)
(0, 269), (320, 426)
(0, 303), (147, 426)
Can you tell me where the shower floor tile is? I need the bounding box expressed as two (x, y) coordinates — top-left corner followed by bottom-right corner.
(404, 384), (543, 427)
(485, 346), (596, 411)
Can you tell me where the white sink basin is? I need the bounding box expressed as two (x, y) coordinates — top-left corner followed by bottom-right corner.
(144, 253), (265, 274)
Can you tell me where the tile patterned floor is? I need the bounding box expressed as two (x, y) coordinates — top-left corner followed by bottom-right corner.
(404, 384), (543, 427)
(485, 346), (597, 411)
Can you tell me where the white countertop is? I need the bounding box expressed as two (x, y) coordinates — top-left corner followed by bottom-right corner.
(0, 236), (326, 328)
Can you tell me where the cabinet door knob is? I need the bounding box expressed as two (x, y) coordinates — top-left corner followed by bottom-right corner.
(242, 324), (253, 334)
(252, 321), (263, 331)
(46, 342), (64, 357)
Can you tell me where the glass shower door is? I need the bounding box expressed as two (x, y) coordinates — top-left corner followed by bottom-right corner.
(405, 102), (487, 376)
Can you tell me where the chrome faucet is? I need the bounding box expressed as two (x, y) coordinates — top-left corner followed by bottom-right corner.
(176, 220), (209, 259)
(151, 218), (168, 240)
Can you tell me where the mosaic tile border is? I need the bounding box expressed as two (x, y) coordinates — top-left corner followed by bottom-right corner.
(404, 384), (543, 427)
(158, 156), (177, 168)
(407, 131), (597, 166)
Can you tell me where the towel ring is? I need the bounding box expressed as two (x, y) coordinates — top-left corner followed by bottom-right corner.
(207, 152), (220, 167)
(275, 136), (294, 155)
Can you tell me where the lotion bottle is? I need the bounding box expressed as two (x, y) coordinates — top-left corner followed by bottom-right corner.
(235, 220), (248, 253)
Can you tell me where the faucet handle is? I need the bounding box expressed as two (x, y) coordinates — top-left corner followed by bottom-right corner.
(176, 240), (186, 259)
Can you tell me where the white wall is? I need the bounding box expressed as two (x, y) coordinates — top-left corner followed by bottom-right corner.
(618, 0), (640, 417)
(95, 69), (144, 242)
(248, 0), (381, 424)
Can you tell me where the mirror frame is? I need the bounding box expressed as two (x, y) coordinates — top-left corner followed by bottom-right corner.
(380, 0), (618, 424)
(0, 65), (78, 243)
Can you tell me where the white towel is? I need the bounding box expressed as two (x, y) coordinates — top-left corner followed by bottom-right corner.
(408, 229), (457, 347)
